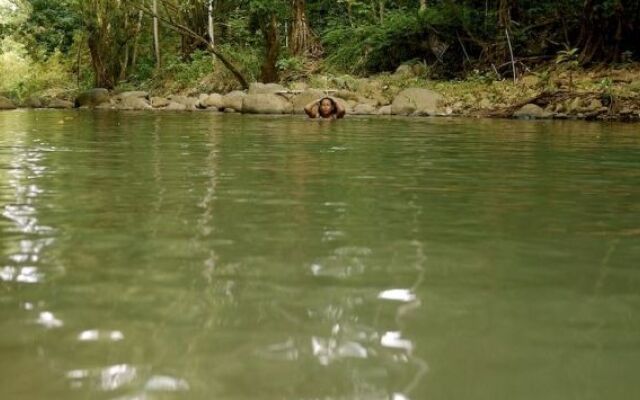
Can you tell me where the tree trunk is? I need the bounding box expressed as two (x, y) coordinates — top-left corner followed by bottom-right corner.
(419, 0), (427, 13)
(260, 14), (279, 83)
(289, 0), (311, 56)
(153, 0), (161, 68)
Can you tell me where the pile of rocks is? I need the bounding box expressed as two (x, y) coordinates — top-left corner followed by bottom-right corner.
(1, 83), (451, 117)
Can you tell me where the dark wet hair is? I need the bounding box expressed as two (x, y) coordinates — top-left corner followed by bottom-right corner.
(318, 97), (337, 117)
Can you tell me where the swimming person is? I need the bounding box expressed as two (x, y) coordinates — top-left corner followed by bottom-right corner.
(304, 97), (346, 119)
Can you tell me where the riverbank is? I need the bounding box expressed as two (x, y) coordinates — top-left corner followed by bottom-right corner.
(1, 65), (639, 122)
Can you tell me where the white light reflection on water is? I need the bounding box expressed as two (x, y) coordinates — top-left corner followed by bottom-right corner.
(36, 311), (63, 329)
(78, 330), (125, 342)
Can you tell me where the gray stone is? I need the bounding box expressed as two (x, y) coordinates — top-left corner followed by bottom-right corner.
(164, 102), (187, 111)
(169, 95), (200, 109)
(117, 96), (151, 110)
(75, 88), (110, 108)
(391, 88), (444, 116)
(25, 96), (43, 108)
(377, 105), (392, 115)
(115, 91), (148, 100)
(242, 94), (293, 114)
(248, 83), (287, 95)
(0, 96), (16, 109)
(201, 93), (224, 109)
(222, 91), (246, 112)
(151, 97), (170, 108)
(48, 99), (74, 109)
(513, 103), (553, 119)
(352, 104), (377, 115)
(394, 64), (414, 77)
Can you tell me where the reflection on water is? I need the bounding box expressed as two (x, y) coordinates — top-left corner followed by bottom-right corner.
(1, 111), (640, 400)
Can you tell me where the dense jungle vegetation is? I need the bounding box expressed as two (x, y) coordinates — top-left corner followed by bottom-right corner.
(1, 0), (639, 100)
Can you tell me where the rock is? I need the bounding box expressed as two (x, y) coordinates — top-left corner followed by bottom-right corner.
(352, 104), (377, 115)
(394, 64), (414, 77)
(347, 100), (358, 109)
(75, 88), (110, 108)
(391, 88), (444, 116)
(117, 96), (151, 110)
(151, 97), (170, 108)
(513, 103), (552, 119)
(222, 91), (246, 112)
(357, 96), (379, 107)
(242, 93), (293, 114)
(48, 99), (74, 109)
(164, 102), (187, 111)
(201, 93), (224, 109)
(0, 96), (17, 109)
(96, 102), (114, 110)
(224, 108), (237, 113)
(291, 89), (325, 114)
(411, 63), (428, 77)
(115, 91), (148, 100)
(248, 83), (287, 95)
(25, 96), (43, 108)
(169, 95), (200, 109)
(334, 90), (359, 102)
(377, 105), (392, 115)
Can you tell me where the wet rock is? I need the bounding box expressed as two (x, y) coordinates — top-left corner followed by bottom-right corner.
(25, 96), (43, 108)
(391, 88), (444, 116)
(222, 91), (246, 112)
(377, 105), (392, 115)
(164, 102), (187, 111)
(169, 95), (200, 110)
(151, 97), (170, 108)
(513, 103), (552, 119)
(75, 88), (110, 108)
(248, 82), (287, 95)
(48, 99), (74, 109)
(224, 108), (237, 113)
(352, 104), (377, 115)
(242, 93), (293, 114)
(117, 96), (151, 110)
(0, 96), (17, 109)
(200, 93), (224, 109)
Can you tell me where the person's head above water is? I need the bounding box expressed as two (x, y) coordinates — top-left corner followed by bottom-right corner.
(318, 97), (337, 118)
(304, 96), (346, 119)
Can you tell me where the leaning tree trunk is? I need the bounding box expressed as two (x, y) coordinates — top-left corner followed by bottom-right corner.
(260, 14), (279, 83)
(289, 0), (312, 56)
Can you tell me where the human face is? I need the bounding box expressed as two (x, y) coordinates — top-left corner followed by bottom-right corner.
(319, 99), (334, 117)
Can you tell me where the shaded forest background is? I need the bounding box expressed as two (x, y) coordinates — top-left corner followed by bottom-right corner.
(1, 0), (639, 99)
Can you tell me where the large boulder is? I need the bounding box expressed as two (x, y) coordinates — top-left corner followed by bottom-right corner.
(201, 93), (224, 109)
(0, 96), (17, 109)
(513, 103), (552, 119)
(48, 99), (74, 109)
(75, 88), (110, 108)
(25, 96), (43, 108)
(391, 88), (444, 116)
(291, 89), (325, 114)
(116, 96), (152, 110)
(352, 104), (377, 115)
(151, 97), (170, 108)
(164, 102), (187, 111)
(242, 94), (293, 114)
(113, 91), (148, 102)
(377, 105), (392, 115)
(248, 82), (287, 95)
(169, 95), (200, 110)
(222, 91), (246, 112)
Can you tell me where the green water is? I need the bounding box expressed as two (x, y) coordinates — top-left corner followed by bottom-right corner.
(1, 110), (639, 400)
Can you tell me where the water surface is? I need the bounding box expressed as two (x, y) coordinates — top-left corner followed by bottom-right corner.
(1, 110), (639, 400)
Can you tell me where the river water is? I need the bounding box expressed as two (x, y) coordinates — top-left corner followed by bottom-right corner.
(1, 110), (639, 400)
